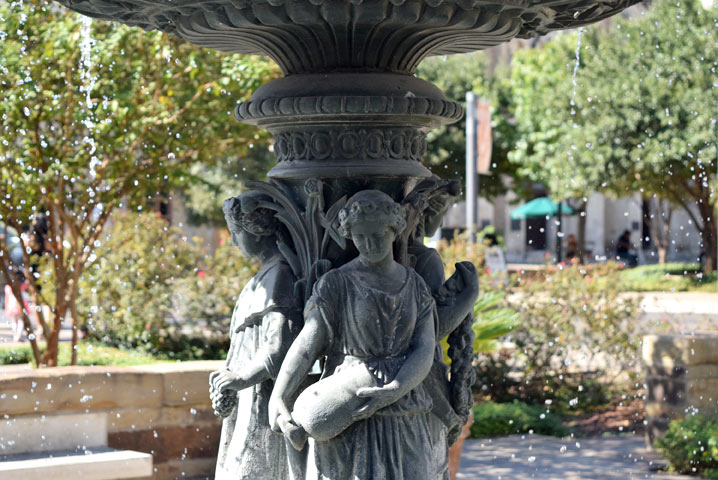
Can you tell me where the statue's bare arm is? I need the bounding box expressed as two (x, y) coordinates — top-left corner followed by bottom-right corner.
(210, 311), (294, 394)
(268, 308), (328, 431)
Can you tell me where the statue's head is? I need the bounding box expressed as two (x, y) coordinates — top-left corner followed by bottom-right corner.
(338, 190), (406, 263)
(415, 178), (460, 239)
(223, 191), (280, 258)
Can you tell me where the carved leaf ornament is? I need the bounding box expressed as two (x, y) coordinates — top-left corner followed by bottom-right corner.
(246, 179), (346, 302)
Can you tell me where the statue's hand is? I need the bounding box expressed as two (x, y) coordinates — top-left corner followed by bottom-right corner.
(352, 382), (402, 421)
(454, 261), (479, 298)
(268, 394), (292, 433)
(210, 368), (247, 394)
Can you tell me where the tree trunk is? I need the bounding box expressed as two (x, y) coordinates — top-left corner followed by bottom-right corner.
(696, 198), (717, 275)
(0, 257), (42, 366)
(647, 197), (672, 265)
(69, 284), (80, 366)
(702, 219), (717, 274)
(576, 203), (587, 264)
(42, 301), (66, 367)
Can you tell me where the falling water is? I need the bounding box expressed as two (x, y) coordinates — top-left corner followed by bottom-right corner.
(79, 17), (100, 175)
(569, 27), (585, 118)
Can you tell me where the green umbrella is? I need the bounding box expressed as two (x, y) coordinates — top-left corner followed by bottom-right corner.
(509, 197), (575, 220)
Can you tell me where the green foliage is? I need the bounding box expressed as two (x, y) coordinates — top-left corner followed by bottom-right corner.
(415, 54), (519, 199)
(0, 346), (34, 365)
(506, 0), (718, 271)
(0, 0), (278, 365)
(181, 146), (277, 226)
(77, 213), (259, 360)
(617, 263), (718, 293)
(0, 341), (159, 366)
(172, 241), (259, 351)
(78, 213), (199, 353)
(472, 290), (519, 354)
(435, 236), (518, 361)
(470, 400), (569, 438)
(655, 415), (718, 478)
(474, 262), (641, 410)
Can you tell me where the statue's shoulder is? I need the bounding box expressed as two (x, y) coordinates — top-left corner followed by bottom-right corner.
(317, 265), (346, 286)
(404, 264), (433, 298)
(262, 258), (298, 296)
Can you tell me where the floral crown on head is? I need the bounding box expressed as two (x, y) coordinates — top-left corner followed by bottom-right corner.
(338, 190), (407, 238)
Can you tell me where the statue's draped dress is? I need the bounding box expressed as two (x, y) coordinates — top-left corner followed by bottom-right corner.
(304, 266), (440, 480)
(215, 259), (301, 480)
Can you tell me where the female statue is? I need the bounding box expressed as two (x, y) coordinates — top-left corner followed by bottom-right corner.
(209, 191), (305, 480)
(268, 189), (439, 480)
(407, 178), (479, 479)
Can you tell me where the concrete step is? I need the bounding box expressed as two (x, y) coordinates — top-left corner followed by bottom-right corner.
(0, 448), (152, 480)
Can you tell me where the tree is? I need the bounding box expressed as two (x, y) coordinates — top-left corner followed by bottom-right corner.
(416, 53), (520, 199)
(0, 0), (278, 366)
(181, 145), (276, 226)
(507, 0), (717, 272)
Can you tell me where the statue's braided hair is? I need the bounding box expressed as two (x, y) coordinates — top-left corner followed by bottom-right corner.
(223, 191), (280, 237)
(447, 312), (476, 444)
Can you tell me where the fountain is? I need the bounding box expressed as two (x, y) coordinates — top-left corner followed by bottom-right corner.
(50, 0), (641, 478)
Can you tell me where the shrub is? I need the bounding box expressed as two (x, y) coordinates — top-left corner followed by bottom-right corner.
(470, 400), (569, 438)
(78, 213), (199, 355)
(655, 415), (718, 478)
(0, 346), (34, 365)
(170, 241), (258, 359)
(473, 261), (642, 411)
(77, 212), (258, 360)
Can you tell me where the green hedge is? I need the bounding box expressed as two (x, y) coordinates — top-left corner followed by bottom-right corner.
(618, 263), (717, 293)
(0, 341), (159, 366)
(655, 415), (718, 478)
(470, 401), (569, 438)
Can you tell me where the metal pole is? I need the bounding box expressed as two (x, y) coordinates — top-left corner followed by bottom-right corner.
(466, 91), (477, 243)
(556, 200), (563, 263)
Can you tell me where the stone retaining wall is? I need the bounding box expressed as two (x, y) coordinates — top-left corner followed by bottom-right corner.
(0, 361), (224, 479)
(643, 334), (718, 444)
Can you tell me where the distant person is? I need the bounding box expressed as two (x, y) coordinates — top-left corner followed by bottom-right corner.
(565, 234), (579, 263)
(4, 274), (30, 342)
(483, 232), (507, 285)
(615, 230), (638, 267)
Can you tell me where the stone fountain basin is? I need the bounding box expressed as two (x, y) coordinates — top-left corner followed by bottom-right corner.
(57, 0), (640, 74)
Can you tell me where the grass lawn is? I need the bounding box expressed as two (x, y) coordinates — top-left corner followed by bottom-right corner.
(617, 262), (718, 293)
(0, 340), (161, 366)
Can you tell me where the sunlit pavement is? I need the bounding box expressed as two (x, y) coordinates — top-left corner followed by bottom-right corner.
(633, 292), (718, 333)
(0, 310), (73, 348)
(458, 435), (692, 479)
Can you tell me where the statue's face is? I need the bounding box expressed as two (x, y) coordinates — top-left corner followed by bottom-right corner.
(231, 228), (264, 259)
(350, 219), (396, 264)
(423, 209), (446, 238)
